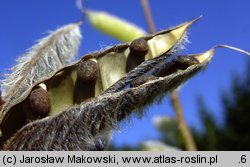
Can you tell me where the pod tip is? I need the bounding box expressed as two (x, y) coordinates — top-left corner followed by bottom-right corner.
(195, 48), (214, 63)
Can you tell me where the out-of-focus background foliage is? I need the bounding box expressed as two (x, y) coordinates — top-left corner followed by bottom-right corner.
(0, 0), (250, 150)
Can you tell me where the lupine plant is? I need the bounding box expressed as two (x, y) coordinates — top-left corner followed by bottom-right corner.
(0, 1), (249, 150)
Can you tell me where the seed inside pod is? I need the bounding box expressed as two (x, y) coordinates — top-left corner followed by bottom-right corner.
(29, 87), (50, 117)
(131, 75), (158, 88)
(77, 59), (99, 82)
(174, 56), (199, 70)
(152, 56), (200, 77)
(129, 37), (149, 57)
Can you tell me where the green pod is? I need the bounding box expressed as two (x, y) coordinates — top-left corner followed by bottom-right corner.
(86, 10), (147, 42)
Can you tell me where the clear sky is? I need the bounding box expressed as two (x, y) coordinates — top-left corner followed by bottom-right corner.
(0, 0), (250, 147)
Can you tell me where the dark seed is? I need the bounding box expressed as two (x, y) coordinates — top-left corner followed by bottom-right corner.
(174, 56), (199, 70)
(129, 37), (149, 57)
(29, 87), (50, 117)
(131, 76), (158, 88)
(77, 59), (99, 82)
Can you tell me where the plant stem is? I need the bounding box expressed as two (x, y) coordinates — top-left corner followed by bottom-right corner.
(140, 0), (156, 34)
(170, 90), (197, 150)
(140, 0), (197, 151)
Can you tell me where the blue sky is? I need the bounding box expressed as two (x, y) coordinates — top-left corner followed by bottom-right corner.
(0, 0), (250, 147)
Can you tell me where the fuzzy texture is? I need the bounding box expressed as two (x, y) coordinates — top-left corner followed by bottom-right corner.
(168, 33), (189, 55)
(1, 18), (199, 150)
(2, 54), (209, 150)
(0, 23), (81, 123)
(0, 90), (4, 109)
(104, 33), (188, 93)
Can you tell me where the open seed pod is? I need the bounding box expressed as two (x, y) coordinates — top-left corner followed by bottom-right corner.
(2, 48), (214, 150)
(0, 22), (82, 145)
(0, 17), (199, 147)
(0, 91), (4, 110)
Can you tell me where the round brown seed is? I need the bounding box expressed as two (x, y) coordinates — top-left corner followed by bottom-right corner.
(29, 87), (50, 117)
(129, 37), (149, 56)
(77, 59), (99, 82)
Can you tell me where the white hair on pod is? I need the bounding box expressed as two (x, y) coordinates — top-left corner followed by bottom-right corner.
(0, 23), (82, 122)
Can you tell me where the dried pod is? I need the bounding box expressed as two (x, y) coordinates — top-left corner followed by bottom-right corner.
(29, 87), (50, 117)
(129, 37), (149, 57)
(0, 22), (82, 142)
(96, 17), (199, 91)
(0, 95), (4, 111)
(131, 76), (158, 88)
(174, 56), (199, 70)
(2, 48), (215, 151)
(77, 59), (99, 82)
(0, 90), (4, 107)
(92, 139), (105, 151)
(152, 56), (200, 77)
(0, 17), (199, 147)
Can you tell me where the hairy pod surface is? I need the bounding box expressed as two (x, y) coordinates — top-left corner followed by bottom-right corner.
(0, 91), (4, 108)
(0, 17), (199, 147)
(29, 87), (50, 117)
(2, 48), (214, 150)
(0, 22), (82, 143)
(131, 76), (158, 87)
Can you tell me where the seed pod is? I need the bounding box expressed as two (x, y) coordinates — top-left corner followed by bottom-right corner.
(93, 139), (105, 151)
(129, 37), (149, 57)
(29, 86), (50, 117)
(0, 17), (200, 148)
(0, 22), (82, 142)
(77, 59), (99, 82)
(174, 56), (199, 70)
(0, 90), (4, 106)
(131, 76), (158, 88)
(86, 10), (146, 42)
(152, 56), (200, 77)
